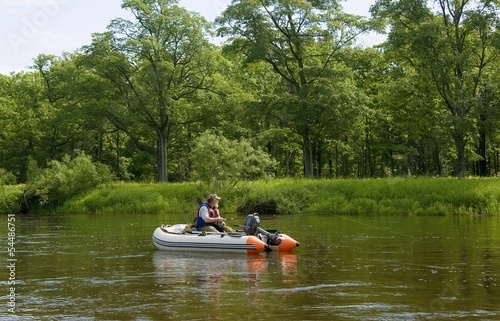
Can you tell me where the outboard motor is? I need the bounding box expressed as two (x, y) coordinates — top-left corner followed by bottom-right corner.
(240, 213), (282, 245)
(242, 213), (260, 235)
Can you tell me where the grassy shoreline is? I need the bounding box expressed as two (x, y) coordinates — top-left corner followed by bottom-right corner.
(59, 177), (500, 215)
(2, 177), (500, 215)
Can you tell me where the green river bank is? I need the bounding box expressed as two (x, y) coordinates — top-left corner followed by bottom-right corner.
(3, 177), (500, 215)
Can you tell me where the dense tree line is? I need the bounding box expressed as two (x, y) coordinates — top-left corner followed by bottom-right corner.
(1, 0), (500, 185)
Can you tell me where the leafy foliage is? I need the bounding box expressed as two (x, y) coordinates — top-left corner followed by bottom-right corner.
(191, 131), (276, 187)
(372, 0), (500, 176)
(0, 185), (24, 214)
(0, 168), (16, 186)
(1, 0), (500, 213)
(25, 154), (114, 208)
(0, 168), (23, 214)
(217, 0), (381, 177)
(81, 0), (229, 182)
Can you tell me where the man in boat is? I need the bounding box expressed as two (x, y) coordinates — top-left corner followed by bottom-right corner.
(195, 194), (235, 233)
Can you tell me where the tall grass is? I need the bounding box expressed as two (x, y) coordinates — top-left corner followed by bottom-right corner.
(56, 177), (500, 216)
(233, 177), (500, 215)
(62, 182), (208, 214)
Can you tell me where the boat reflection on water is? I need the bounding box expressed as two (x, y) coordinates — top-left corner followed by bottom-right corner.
(152, 251), (298, 318)
(152, 251), (298, 285)
(245, 251), (298, 283)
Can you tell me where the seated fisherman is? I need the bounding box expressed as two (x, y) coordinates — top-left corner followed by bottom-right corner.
(195, 194), (235, 233)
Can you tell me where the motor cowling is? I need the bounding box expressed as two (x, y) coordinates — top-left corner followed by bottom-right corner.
(243, 213), (260, 235)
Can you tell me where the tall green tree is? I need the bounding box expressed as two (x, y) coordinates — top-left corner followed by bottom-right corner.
(218, 57), (305, 178)
(0, 74), (22, 175)
(82, 0), (229, 182)
(479, 57), (500, 176)
(374, 65), (450, 176)
(0, 71), (50, 180)
(32, 54), (91, 160)
(217, 0), (380, 177)
(372, 0), (500, 177)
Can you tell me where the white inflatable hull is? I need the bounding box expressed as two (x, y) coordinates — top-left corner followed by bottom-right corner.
(152, 227), (268, 254)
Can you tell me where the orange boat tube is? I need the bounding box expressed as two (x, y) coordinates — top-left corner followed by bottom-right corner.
(268, 233), (300, 251)
(246, 235), (268, 254)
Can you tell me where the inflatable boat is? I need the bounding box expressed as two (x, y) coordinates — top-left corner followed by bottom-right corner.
(152, 214), (299, 254)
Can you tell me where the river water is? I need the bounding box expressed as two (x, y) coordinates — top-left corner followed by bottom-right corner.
(1, 213), (500, 320)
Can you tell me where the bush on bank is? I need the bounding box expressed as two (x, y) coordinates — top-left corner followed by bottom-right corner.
(25, 154), (114, 208)
(57, 177), (500, 216)
(0, 154), (114, 214)
(0, 184), (24, 214)
(0, 168), (24, 214)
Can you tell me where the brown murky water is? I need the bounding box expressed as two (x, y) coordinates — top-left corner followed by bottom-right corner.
(1, 213), (500, 320)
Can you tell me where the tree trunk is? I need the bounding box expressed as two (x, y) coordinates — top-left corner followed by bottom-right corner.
(116, 130), (120, 179)
(495, 150), (499, 175)
(316, 143), (322, 178)
(158, 128), (169, 183)
(285, 149), (290, 177)
(478, 87), (487, 176)
(478, 130), (487, 176)
(335, 143), (339, 178)
(454, 135), (466, 178)
(432, 143), (442, 176)
(302, 128), (314, 178)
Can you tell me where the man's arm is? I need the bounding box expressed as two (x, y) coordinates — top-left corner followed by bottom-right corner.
(204, 217), (226, 223)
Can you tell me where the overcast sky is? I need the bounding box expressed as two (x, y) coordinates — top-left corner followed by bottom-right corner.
(0, 0), (383, 75)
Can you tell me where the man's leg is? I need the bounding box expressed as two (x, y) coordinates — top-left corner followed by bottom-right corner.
(221, 225), (235, 233)
(198, 226), (219, 232)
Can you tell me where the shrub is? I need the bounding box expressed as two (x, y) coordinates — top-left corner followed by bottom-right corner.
(0, 168), (22, 213)
(26, 154), (114, 208)
(0, 168), (16, 185)
(0, 184), (24, 214)
(191, 131), (276, 190)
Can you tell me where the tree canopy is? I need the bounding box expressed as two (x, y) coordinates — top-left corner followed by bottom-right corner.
(1, 0), (500, 188)
(216, 0), (381, 177)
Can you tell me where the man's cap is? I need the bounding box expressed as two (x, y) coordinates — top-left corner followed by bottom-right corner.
(208, 194), (221, 202)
